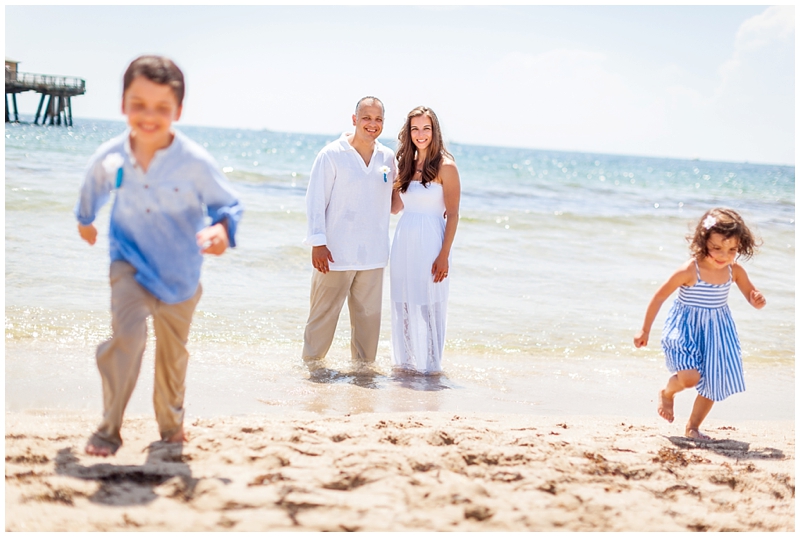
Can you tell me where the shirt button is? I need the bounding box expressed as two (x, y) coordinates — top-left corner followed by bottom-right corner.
(174, 188), (179, 192)
(146, 209), (151, 213)
(144, 184), (149, 189)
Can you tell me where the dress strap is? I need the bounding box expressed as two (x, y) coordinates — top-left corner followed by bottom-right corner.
(693, 259), (701, 282)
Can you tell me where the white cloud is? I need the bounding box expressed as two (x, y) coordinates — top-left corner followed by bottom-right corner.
(735, 5), (794, 50)
(465, 8), (794, 166)
(709, 6), (795, 164)
(719, 6), (794, 85)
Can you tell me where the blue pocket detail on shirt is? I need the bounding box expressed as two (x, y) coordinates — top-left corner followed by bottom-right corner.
(115, 168), (124, 188)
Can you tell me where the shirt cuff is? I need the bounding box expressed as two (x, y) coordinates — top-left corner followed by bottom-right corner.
(212, 211), (239, 248)
(304, 234), (327, 247)
(75, 211), (96, 226)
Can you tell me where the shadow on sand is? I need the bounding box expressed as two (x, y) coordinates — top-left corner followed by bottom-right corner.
(667, 436), (785, 460)
(54, 440), (221, 506)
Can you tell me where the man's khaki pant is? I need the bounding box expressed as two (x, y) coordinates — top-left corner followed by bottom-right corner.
(94, 261), (202, 447)
(302, 268), (383, 365)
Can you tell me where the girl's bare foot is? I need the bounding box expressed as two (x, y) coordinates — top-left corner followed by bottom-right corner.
(166, 426), (187, 443)
(85, 443), (112, 457)
(657, 390), (675, 423)
(685, 427), (711, 440)
(84, 434), (120, 457)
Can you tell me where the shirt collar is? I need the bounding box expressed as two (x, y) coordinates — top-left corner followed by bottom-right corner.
(123, 128), (181, 169)
(338, 132), (354, 151)
(338, 132), (382, 155)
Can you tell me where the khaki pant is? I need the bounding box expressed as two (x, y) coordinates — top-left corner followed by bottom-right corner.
(302, 268), (383, 365)
(94, 261), (202, 447)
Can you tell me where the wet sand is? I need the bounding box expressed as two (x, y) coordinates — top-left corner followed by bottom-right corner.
(5, 410), (794, 531)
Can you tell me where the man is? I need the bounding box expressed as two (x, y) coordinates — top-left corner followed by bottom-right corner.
(302, 96), (396, 373)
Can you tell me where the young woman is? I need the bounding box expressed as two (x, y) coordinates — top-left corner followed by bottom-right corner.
(390, 106), (461, 374)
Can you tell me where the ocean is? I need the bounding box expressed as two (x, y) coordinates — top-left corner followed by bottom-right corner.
(4, 118), (794, 422)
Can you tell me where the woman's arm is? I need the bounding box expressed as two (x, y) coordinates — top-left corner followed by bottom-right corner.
(391, 188), (404, 215)
(432, 159), (461, 283)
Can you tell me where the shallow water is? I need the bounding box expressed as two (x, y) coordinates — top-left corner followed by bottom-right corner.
(4, 118), (795, 422)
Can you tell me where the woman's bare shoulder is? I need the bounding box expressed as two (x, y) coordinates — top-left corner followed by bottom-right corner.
(439, 158), (459, 180)
(440, 156), (457, 168)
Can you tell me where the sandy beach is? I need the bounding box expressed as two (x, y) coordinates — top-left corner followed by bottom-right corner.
(5, 410), (794, 531)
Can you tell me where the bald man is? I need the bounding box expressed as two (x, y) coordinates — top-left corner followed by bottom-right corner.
(302, 97), (397, 373)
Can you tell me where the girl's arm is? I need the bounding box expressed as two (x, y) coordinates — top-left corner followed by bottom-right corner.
(732, 263), (766, 309)
(634, 262), (694, 347)
(391, 188), (404, 214)
(432, 159), (461, 283)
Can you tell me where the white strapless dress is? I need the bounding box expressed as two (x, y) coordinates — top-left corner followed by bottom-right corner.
(390, 181), (448, 374)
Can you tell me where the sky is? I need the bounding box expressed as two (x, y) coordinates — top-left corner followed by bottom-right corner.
(5, 5), (795, 165)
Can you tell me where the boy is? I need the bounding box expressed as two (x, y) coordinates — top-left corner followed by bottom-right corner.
(75, 56), (243, 456)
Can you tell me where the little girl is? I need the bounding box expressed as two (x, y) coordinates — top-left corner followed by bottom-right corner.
(634, 208), (766, 439)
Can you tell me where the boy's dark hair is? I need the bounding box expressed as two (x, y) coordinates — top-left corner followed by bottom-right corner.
(688, 207), (760, 261)
(123, 56), (185, 107)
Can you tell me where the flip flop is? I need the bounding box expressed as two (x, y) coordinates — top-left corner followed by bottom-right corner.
(85, 433), (121, 456)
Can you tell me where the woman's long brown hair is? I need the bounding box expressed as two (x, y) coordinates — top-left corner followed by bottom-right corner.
(395, 106), (453, 193)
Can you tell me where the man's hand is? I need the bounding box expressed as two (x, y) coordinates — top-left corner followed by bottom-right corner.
(312, 245), (334, 273)
(78, 223), (98, 245)
(197, 222), (229, 255)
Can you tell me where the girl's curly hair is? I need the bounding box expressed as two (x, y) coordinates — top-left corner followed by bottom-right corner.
(688, 208), (760, 261)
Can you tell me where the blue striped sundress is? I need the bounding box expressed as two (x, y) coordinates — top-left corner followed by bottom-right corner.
(660, 260), (745, 401)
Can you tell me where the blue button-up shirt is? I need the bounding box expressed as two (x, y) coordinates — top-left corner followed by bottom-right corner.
(75, 129), (243, 304)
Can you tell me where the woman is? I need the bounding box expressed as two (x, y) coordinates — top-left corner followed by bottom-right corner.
(390, 106), (461, 374)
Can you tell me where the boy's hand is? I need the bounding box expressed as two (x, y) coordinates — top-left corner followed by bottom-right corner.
(78, 223), (97, 245)
(197, 223), (229, 255)
(750, 289), (766, 309)
(633, 330), (649, 348)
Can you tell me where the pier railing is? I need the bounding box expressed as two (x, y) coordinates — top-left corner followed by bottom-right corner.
(6, 71), (86, 93)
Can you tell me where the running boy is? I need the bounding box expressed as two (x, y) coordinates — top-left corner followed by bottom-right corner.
(75, 56), (243, 456)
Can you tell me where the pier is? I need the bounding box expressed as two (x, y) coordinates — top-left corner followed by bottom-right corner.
(5, 59), (86, 127)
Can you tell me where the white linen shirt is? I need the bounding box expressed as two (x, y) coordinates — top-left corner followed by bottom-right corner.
(304, 133), (396, 271)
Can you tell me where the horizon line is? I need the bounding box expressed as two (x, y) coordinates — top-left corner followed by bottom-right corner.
(6, 114), (795, 169)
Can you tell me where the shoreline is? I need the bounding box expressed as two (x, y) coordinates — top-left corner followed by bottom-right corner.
(5, 340), (796, 422)
(5, 409), (795, 531)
